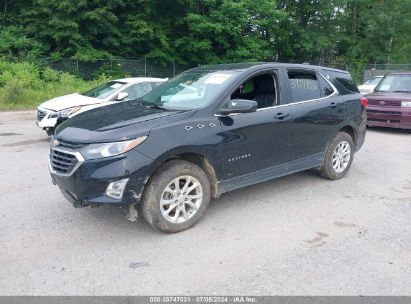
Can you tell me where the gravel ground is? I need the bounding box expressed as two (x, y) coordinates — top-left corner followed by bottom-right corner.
(0, 110), (410, 295)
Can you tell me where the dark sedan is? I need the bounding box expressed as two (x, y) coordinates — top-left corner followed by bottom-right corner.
(366, 72), (411, 129)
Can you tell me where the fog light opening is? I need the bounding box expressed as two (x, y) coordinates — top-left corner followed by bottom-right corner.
(106, 178), (129, 200)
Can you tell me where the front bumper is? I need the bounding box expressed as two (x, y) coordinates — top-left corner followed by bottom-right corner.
(50, 149), (154, 207)
(366, 106), (411, 129)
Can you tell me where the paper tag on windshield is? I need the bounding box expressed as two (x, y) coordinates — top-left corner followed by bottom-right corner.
(110, 83), (123, 89)
(204, 74), (231, 84)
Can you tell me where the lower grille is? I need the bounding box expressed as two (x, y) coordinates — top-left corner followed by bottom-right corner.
(368, 118), (400, 123)
(37, 110), (47, 121)
(50, 148), (80, 175)
(367, 110), (401, 115)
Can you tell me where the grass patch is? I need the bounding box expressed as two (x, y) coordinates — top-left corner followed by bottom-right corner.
(0, 61), (108, 110)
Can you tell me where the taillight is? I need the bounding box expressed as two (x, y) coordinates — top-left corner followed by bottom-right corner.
(360, 97), (367, 108)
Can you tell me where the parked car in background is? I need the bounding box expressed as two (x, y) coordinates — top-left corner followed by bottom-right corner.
(366, 72), (411, 129)
(358, 75), (383, 94)
(36, 77), (167, 135)
(48, 63), (366, 233)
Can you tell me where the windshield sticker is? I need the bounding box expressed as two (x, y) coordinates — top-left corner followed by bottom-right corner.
(204, 74), (231, 84)
(110, 83), (123, 89)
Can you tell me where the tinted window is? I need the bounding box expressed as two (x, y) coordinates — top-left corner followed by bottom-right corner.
(326, 70), (359, 93)
(124, 83), (153, 100)
(288, 71), (321, 102)
(318, 74), (334, 97)
(230, 73), (277, 109)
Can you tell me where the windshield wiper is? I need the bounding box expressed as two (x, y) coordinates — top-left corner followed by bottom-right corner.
(146, 103), (166, 110)
(392, 90), (411, 93)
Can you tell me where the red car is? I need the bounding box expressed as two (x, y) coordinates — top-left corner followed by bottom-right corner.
(366, 72), (411, 129)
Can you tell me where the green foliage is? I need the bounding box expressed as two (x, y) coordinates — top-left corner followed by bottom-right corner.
(0, 61), (105, 110)
(0, 26), (44, 58)
(91, 62), (128, 79)
(0, 0), (411, 107)
(2, 0), (410, 68)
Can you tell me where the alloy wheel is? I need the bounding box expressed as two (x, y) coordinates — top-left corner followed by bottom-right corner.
(332, 141), (351, 173)
(160, 175), (203, 224)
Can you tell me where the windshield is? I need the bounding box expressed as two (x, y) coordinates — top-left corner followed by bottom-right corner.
(141, 71), (239, 110)
(364, 77), (382, 86)
(82, 81), (127, 99)
(375, 75), (411, 93)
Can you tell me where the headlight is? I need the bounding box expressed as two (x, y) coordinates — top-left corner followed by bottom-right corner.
(49, 106), (81, 118)
(401, 101), (411, 107)
(81, 136), (147, 160)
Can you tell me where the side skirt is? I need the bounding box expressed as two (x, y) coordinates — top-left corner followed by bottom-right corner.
(216, 152), (324, 196)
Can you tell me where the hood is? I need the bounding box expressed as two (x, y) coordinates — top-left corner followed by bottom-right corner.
(39, 93), (105, 111)
(365, 91), (411, 101)
(55, 101), (196, 143)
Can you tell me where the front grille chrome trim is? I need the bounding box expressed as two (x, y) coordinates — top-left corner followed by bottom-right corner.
(49, 147), (84, 177)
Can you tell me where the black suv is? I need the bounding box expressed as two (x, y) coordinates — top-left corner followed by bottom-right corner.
(50, 63), (366, 233)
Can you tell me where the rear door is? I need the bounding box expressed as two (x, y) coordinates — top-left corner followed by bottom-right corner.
(285, 69), (342, 161)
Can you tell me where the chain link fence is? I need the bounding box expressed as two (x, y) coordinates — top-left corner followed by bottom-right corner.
(363, 63), (411, 82)
(38, 58), (193, 80)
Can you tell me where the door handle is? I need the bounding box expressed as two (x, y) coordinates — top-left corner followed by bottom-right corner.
(275, 112), (290, 120)
(329, 102), (337, 109)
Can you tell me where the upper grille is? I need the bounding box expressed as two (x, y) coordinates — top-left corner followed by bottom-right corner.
(368, 100), (401, 107)
(57, 139), (86, 150)
(37, 110), (47, 121)
(50, 148), (80, 175)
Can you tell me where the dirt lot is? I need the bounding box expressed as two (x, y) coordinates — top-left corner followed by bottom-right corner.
(0, 110), (410, 295)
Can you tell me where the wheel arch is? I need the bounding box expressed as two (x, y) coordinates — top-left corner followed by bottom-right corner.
(338, 125), (357, 147)
(146, 152), (220, 199)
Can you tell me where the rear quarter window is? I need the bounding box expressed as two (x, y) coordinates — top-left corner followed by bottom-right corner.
(324, 70), (359, 94)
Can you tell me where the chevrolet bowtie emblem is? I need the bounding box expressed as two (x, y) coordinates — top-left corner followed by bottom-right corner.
(52, 139), (60, 147)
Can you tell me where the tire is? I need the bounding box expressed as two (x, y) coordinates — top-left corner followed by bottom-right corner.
(141, 160), (211, 233)
(319, 132), (355, 180)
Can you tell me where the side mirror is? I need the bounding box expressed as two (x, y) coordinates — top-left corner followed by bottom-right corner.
(219, 99), (258, 115)
(116, 92), (129, 101)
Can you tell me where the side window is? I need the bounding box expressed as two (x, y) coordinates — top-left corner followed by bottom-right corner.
(288, 71), (321, 102)
(230, 73), (278, 109)
(124, 83), (153, 100)
(327, 70), (359, 93)
(318, 74), (334, 97)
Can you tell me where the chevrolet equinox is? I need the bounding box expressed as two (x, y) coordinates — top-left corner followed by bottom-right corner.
(49, 63), (367, 233)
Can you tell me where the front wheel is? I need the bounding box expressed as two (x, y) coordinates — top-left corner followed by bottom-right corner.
(319, 132), (354, 180)
(141, 160), (211, 233)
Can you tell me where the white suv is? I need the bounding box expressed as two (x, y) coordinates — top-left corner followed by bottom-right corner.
(36, 77), (167, 135)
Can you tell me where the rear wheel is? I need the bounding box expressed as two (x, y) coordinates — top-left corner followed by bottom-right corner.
(319, 132), (354, 180)
(141, 160), (211, 233)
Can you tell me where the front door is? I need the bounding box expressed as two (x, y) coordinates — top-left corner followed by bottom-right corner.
(218, 71), (292, 179)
